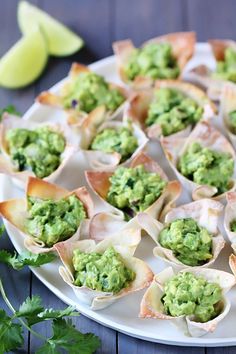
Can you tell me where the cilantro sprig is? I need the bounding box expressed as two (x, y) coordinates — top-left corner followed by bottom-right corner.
(0, 280), (100, 353)
(0, 105), (20, 121)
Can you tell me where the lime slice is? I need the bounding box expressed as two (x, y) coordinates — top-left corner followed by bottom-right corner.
(0, 28), (48, 89)
(18, 1), (84, 57)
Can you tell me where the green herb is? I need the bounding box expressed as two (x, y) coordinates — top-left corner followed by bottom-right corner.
(0, 250), (56, 270)
(0, 105), (20, 121)
(0, 225), (5, 238)
(0, 279), (100, 353)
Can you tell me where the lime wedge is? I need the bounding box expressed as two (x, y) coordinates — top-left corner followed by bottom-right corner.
(18, 1), (84, 57)
(0, 28), (48, 89)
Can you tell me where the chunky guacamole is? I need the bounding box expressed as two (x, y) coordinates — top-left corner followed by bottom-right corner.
(90, 127), (138, 162)
(228, 110), (236, 134)
(159, 218), (213, 266)
(162, 272), (223, 322)
(124, 43), (180, 81)
(73, 246), (135, 293)
(6, 126), (65, 179)
(107, 165), (167, 218)
(213, 47), (236, 82)
(230, 219), (236, 232)
(146, 88), (203, 136)
(62, 72), (125, 113)
(26, 195), (86, 247)
(178, 142), (234, 194)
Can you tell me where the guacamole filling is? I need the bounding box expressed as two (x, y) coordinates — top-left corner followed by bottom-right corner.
(213, 47), (236, 83)
(178, 142), (234, 194)
(124, 43), (180, 81)
(159, 218), (213, 266)
(90, 127), (138, 162)
(25, 195), (86, 247)
(162, 272), (223, 323)
(107, 165), (167, 219)
(6, 127), (65, 179)
(62, 72), (125, 113)
(73, 246), (135, 293)
(146, 88), (203, 136)
(230, 219), (236, 232)
(228, 110), (236, 134)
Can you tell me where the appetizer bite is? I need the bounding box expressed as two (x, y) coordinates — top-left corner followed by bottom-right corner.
(137, 199), (225, 269)
(0, 177), (93, 253)
(140, 267), (235, 337)
(77, 106), (148, 169)
(224, 192), (236, 253)
(37, 63), (127, 126)
(161, 120), (236, 200)
(188, 39), (236, 100)
(55, 230), (153, 310)
(220, 83), (236, 149)
(127, 80), (216, 139)
(113, 32), (195, 85)
(86, 152), (181, 222)
(0, 114), (75, 187)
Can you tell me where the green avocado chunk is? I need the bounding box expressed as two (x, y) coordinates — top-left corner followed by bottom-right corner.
(146, 88), (203, 136)
(107, 165), (167, 219)
(73, 246), (135, 293)
(62, 72), (125, 113)
(213, 47), (236, 82)
(6, 126), (65, 179)
(124, 43), (180, 81)
(159, 218), (213, 266)
(178, 142), (234, 195)
(25, 195), (86, 247)
(90, 127), (138, 162)
(162, 272), (223, 323)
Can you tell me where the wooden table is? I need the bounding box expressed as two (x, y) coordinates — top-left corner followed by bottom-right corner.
(0, 1), (236, 353)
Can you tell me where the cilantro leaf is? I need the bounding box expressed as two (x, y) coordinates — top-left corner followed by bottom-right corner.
(36, 318), (101, 354)
(0, 309), (23, 354)
(15, 295), (44, 325)
(0, 105), (20, 121)
(0, 250), (56, 270)
(37, 306), (79, 321)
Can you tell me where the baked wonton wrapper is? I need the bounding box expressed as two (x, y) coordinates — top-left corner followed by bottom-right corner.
(0, 114), (76, 188)
(224, 192), (236, 253)
(126, 80), (216, 140)
(0, 177), (94, 254)
(55, 230), (153, 310)
(86, 151), (181, 225)
(76, 105), (148, 169)
(220, 83), (236, 150)
(139, 266), (235, 337)
(136, 199), (225, 269)
(161, 120), (236, 201)
(113, 32), (196, 85)
(37, 63), (128, 126)
(187, 39), (236, 101)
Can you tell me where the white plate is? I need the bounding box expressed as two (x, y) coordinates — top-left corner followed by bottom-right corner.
(1, 43), (236, 347)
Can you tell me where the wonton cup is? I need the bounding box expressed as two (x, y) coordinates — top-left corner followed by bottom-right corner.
(139, 267), (235, 337)
(161, 120), (236, 201)
(0, 114), (76, 189)
(113, 32), (196, 86)
(86, 151), (181, 223)
(137, 199), (225, 269)
(224, 192), (236, 253)
(0, 177), (94, 254)
(220, 83), (236, 150)
(37, 63), (128, 126)
(126, 80), (216, 140)
(55, 231), (153, 310)
(76, 105), (148, 169)
(187, 39), (236, 101)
